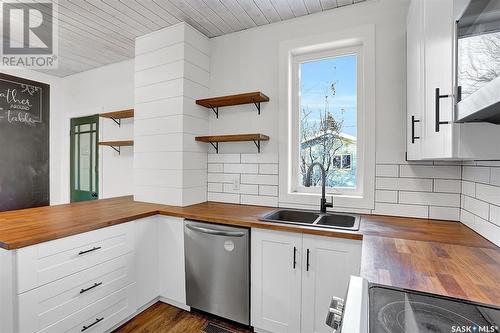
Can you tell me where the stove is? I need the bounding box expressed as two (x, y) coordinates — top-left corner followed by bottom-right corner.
(326, 276), (500, 333)
(369, 285), (500, 333)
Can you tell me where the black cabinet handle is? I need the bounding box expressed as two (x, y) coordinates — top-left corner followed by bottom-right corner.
(81, 317), (104, 332)
(411, 116), (420, 144)
(80, 282), (102, 294)
(435, 88), (452, 132)
(78, 246), (101, 256)
(306, 249), (310, 271)
(91, 192), (98, 198)
(293, 246), (297, 269)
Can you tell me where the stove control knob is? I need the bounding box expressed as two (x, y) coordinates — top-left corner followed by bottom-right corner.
(329, 296), (345, 311)
(325, 308), (343, 331)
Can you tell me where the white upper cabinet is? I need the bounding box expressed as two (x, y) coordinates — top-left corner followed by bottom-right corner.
(406, 0), (500, 160)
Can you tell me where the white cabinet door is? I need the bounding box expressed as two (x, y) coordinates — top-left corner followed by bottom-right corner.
(422, 0), (455, 159)
(251, 229), (302, 333)
(158, 216), (186, 306)
(134, 216), (159, 309)
(300, 235), (362, 333)
(406, 0), (424, 160)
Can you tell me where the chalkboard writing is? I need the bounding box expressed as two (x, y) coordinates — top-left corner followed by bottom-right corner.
(0, 78), (42, 125)
(0, 73), (50, 212)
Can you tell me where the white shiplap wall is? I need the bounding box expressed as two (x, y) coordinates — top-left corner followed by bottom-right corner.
(134, 22), (209, 206)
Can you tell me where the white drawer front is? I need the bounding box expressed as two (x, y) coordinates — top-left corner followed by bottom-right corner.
(38, 283), (135, 333)
(17, 223), (135, 293)
(18, 253), (134, 333)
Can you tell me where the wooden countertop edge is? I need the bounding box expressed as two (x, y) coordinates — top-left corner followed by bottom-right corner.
(0, 210), (160, 250)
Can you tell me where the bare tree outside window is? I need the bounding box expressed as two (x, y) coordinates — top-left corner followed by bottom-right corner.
(298, 54), (357, 189)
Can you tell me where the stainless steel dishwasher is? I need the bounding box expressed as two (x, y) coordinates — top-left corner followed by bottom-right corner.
(184, 220), (250, 325)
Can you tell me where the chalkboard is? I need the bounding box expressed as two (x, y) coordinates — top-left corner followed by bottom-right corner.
(0, 73), (50, 212)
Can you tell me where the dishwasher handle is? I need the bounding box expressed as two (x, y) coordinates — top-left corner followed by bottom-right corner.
(186, 223), (246, 237)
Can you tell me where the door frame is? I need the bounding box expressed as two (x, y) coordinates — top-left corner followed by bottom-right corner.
(70, 115), (99, 202)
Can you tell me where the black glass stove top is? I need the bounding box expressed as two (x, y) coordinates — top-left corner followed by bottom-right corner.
(369, 284), (500, 333)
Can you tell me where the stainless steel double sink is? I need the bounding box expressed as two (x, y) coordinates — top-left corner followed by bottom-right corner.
(260, 209), (360, 231)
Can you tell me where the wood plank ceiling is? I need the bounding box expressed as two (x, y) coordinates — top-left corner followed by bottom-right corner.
(11, 0), (366, 77)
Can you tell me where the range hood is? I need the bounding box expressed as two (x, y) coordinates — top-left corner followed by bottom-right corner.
(455, 75), (500, 124)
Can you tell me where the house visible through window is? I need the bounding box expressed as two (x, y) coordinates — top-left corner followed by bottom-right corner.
(297, 51), (358, 190)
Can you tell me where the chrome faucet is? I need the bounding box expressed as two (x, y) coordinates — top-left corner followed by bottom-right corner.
(305, 162), (334, 213)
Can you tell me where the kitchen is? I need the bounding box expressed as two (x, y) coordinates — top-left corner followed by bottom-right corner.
(0, 0), (499, 333)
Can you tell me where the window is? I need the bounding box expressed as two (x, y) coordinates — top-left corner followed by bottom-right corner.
(293, 47), (360, 193)
(278, 26), (375, 209)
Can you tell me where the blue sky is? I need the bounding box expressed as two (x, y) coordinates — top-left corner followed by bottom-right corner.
(300, 54), (357, 137)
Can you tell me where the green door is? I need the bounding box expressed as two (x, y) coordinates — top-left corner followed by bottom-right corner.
(70, 115), (99, 202)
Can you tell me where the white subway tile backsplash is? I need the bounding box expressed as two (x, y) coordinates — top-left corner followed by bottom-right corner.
(476, 183), (500, 206)
(373, 202), (428, 219)
(433, 179), (461, 193)
(241, 153), (278, 164)
(241, 195), (278, 207)
(462, 166), (490, 183)
(399, 191), (460, 207)
(207, 173), (239, 184)
(461, 181), (475, 197)
(259, 164), (279, 175)
(489, 204), (500, 227)
(463, 195), (489, 220)
(224, 163), (258, 174)
(241, 174), (279, 185)
(375, 164), (399, 177)
(208, 182), (223, 192)
(223, 183), (259, 195)
(376, 177), (433, 192)
(399, 165), (461, 179)
(208, 192), (240, 204)
(429, 206), (460, 221)
(375, 190), (398, 203)
(208, 153), (240, 164)
(490, 167), (500, 186)
(208, 164), (223, 173)
(259, 185), (278, 196)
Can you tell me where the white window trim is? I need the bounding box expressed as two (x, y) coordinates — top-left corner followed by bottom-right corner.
(291, 46), (362, 197)
(278, 25), (376, 210)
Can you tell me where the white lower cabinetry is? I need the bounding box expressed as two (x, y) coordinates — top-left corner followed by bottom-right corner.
(251, 229), (362, 333)
(0, 217), (187, 333)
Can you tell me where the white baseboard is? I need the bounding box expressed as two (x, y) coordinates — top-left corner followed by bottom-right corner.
(159, 296), (190, 311)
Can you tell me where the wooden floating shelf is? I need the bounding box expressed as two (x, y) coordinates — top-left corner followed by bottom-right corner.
(99, 140), (133, 154)
(196, 92), (269, 118)
(195, 134), (269, 153)
(100, 109), (134, 126)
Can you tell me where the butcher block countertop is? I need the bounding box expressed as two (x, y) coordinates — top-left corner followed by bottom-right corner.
(0, 196), (499, 306)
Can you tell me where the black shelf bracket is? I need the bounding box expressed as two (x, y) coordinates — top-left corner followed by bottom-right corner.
(209, 104), (219, 119)
(252, 98), (261, 115)
(110, 117), (121, 127)
(209, 142), (219, 153)
(253, 140), (261, 153)
(110, 146), (121, 155)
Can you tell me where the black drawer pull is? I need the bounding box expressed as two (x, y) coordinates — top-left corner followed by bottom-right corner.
(435, 88), (452, 132)
(78, 246), (101, 255)
(81, 317), (104, 332)
(411, 116), (420, 144)
(306, 249), (310, 271)
(80, 282), (102, 294)
(293, 246), (297, 269)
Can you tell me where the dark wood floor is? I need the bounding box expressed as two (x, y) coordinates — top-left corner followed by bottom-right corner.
(114, 302), (253, 333)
